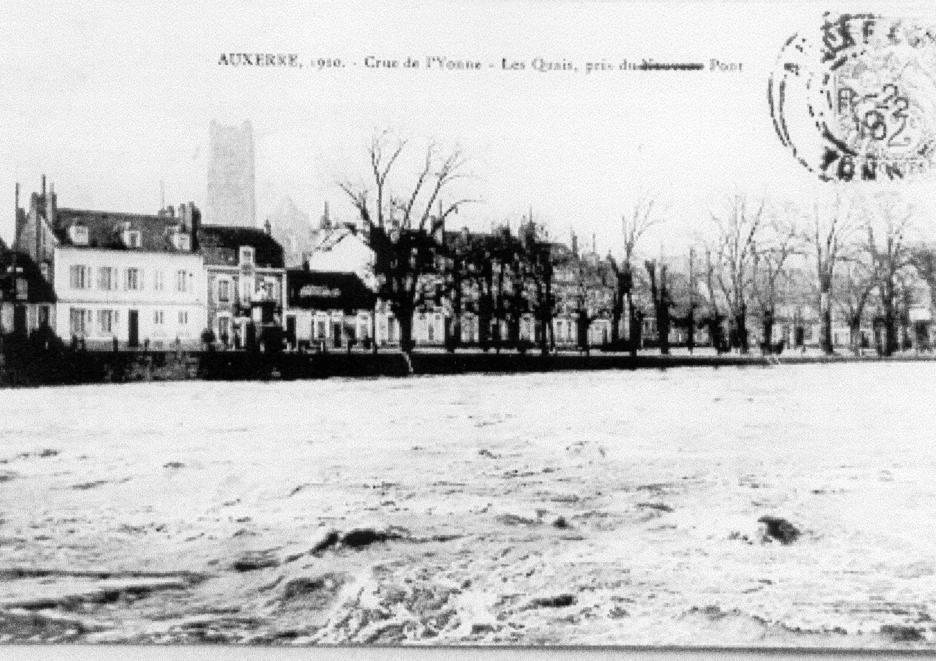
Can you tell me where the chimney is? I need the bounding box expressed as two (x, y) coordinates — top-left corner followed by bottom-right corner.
(14, 183), (19, 245)
(178, 203), (188, 230)
(264, 217), (272, 236)
(321, 201), (331, 229)
(47, 181), (56, 226)
(41, 174), (46, 198)
(571, 230), (578, 256)
(189, 203), (200, 241)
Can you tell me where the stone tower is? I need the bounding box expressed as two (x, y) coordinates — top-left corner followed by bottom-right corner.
(206, 119), (256, 227)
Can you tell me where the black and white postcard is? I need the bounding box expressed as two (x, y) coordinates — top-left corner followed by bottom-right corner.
(2, 1), (936, 655)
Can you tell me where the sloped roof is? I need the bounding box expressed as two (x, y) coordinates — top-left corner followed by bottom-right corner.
(52, 208), (189, 252)
(286, 269), (375, 311)
(310, 227), (356, 252)
(198, 225), (285, 268)
(0, 250), (56, 303)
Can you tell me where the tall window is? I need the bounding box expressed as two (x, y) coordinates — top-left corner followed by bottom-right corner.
(69, 308), (89, 335)
(97, 310), (115, 334)
(69, 265), (90, 289)
(153, 270), (165, 291)
(153, 310), (165, 325)
(125, 268), (140, 291)
(97, 266), (116, 291)
(176, 270), (188, 293)
(218, 279), (230, 303)
(178, 310), (189, 325)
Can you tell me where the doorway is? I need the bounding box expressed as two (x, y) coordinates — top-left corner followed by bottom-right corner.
(13, 305), (27, 336)
(128, 309), (139, 347)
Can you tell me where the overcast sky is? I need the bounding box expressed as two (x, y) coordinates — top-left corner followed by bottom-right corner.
(2, 0), (935, 254)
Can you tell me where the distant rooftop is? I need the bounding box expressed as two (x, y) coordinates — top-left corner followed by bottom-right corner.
(198, 225), (284, 268)
(52, 208), (191, 253)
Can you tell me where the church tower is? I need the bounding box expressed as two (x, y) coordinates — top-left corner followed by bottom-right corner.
(205, 119), (256, 227)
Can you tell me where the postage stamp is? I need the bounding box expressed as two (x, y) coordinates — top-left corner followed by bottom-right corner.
(770, 13), (936, 181)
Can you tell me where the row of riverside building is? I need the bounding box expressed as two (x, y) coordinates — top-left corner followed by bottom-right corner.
(0, 177), (629, 353)
(2, 177), (934, 353)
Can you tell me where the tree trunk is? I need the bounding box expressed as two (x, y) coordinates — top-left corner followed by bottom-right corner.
(883, 281), (897, 356)
(398, 306), (415, 354)
(371, 301), (379, 354)
(734, 305), (749, 354)
(657, 279), (670, 357)
(447, 262), (462, 353)
(819, 279), (833, 355)
(578, 312), (590, 355)
(626, 293), (639, 357)
(686, 307), (695, 354)
(546, 276), (554, 353)
(849, 315), (862, 356)
(478, 282), (492, 351)
(611, 292), (623, 345)
(761, 308), (774, 355)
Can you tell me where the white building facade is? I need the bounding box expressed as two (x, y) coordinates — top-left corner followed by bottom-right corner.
(53, 246), (205, 348)
(14, 178), (207, 349)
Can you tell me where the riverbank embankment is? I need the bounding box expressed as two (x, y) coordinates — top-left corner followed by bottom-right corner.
(1, 346), (934, 387)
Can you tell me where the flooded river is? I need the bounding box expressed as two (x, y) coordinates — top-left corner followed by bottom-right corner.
(1, 363), (935, 647)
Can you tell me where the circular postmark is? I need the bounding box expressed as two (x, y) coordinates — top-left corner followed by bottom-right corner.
(769, 13), (936, 182)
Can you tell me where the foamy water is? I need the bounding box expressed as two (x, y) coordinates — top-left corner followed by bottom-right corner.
(1, 364), (935, 647)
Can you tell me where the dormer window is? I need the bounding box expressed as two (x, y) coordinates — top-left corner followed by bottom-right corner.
(125, 230), (142, 248)
(69, 224), (89, 245)
(239, 246), (255, 265)
(173, 232), (191, 251)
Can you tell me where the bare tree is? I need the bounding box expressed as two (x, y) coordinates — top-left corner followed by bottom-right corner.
(663, 252), (697, 353)
(834, 255), (877, 354)
(339, 132), (473, 353)
(644, 259), (673, 354)
(864, 194), (915, 356)
(710, 195), (767, 353)
(805, 194), (857, 354)
(520, 219), (557, 356)
(751, 216), (799, 354)
(611, 195), (662, 356)
(910, 245), (936, 351)
(564, 247), (614, 355)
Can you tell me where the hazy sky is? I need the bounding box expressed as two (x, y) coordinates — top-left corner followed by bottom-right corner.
(2, 0), (935, 253)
